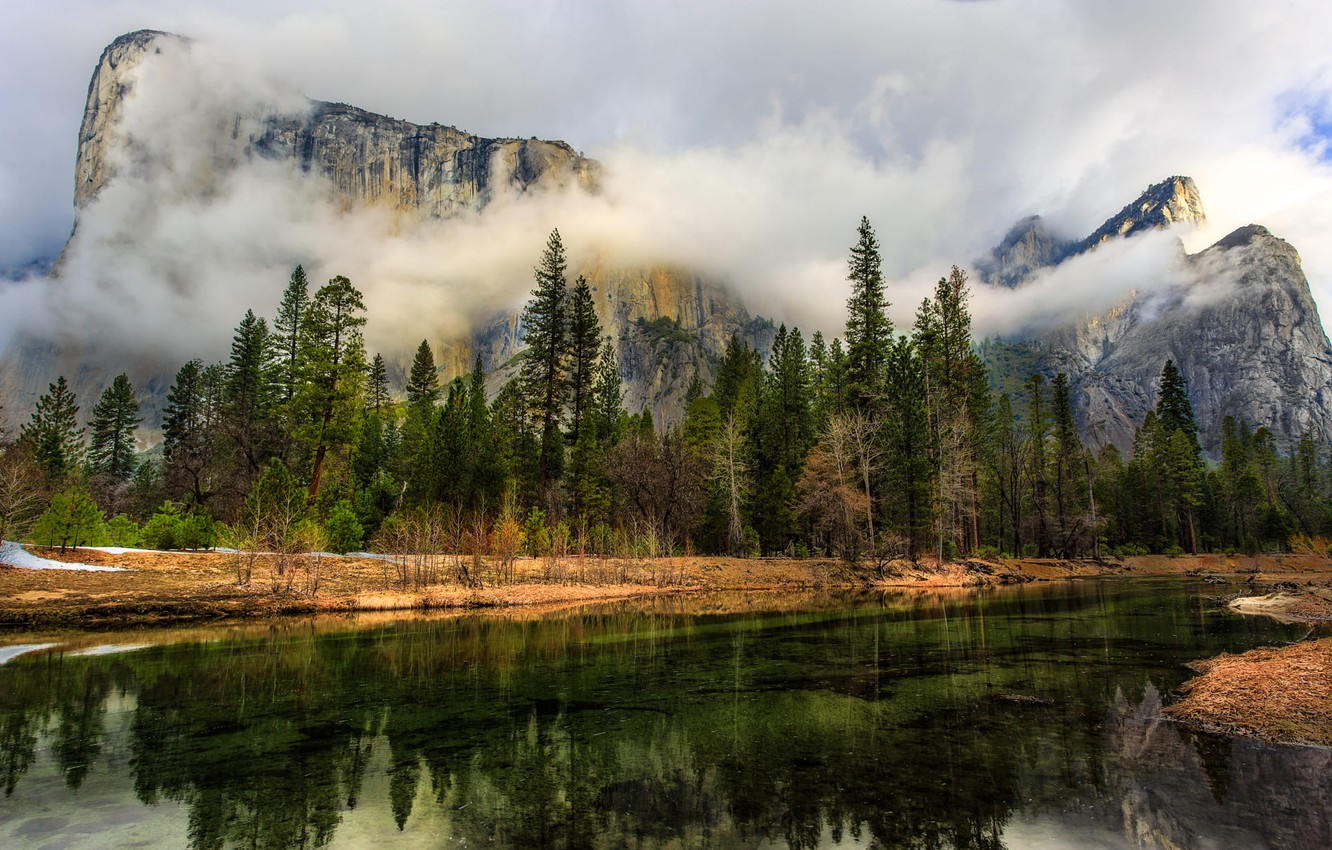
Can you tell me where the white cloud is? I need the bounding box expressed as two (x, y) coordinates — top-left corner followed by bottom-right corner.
(2, 0), (1332, 361)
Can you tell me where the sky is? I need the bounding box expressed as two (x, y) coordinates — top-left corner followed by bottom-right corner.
(3, 0), (1332, 361)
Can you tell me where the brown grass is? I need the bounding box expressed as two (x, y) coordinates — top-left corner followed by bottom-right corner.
(1165, 637), (1332, 747)
(5, 546), (1332, 631)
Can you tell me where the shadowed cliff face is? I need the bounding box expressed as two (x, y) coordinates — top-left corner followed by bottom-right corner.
(981, 178), (1332, 453)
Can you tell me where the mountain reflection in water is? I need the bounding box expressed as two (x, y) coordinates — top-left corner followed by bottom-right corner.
(0, 581), (1327, 849)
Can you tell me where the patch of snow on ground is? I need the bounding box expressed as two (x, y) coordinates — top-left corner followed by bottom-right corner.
(0, 643), (58, 665)
(0, 541), (127, 572)
(67, 644), (151, 657)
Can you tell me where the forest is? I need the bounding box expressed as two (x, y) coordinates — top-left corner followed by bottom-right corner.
(1, 219), (1327, 571)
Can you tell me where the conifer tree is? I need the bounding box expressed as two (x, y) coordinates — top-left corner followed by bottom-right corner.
(1155, 360), (1200, 454)
(294, 275), (368, 502)
(591, 342), (624, 445)
(520, 229), (570, 496)
(273, 265), (310, 402)
(367, 354), (390, 415)
(20, 376), (85, 480)
(566, 275), (602, 448)
(405, 340), (440, 407)
(88, 373), (141, 480)
(223, 310), (278, 473)
(844, 217), (892, 407)
(162, 360), (224, 506)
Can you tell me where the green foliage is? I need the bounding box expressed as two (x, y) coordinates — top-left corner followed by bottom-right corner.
(31, 487), (105, 551)
(524, 506), (550, 557)
(521, 229), (571, 495)
(142, 502), (216, 550)
(405, 339), (440, 407)
(844, 217), (892, 407)
(20, 376), (85, 480)
(89, 373), (142, 479)
(105, 514), (141, 547)
(567, 276), (602, 446)
(323, 499), (364, 554)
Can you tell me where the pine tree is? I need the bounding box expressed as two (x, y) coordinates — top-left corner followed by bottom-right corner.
(20, 376), (85, 480)
(293, 275), (368, 502)
(273, 265), (310, 402)
(844, 217), (892, 407)
(367, 354), (390, 415)
(31, 486), (104, 551)
(520, 229), (571, 496)
(223, 310), (279, 474)
(88, 373), (141, 479)
(591, 341), (623, 444)
(405, 340), (440, 407)
(566, 275), (602, 448)
(162, 359), (224, 506)
(1155, 360), (1200, 454)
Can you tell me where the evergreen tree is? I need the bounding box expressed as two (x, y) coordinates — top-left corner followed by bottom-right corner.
(293, 276), (368, 502)
(162, 359), (224, 507)
(273, 265), (310, 402)
(223, 310), (279, 474)
(88, 373), (141, 480)
(566, 275), (602, 448)
(881, 337), (932, 557)
(31, 486), (104, 551)
(20, 376), (85, 480)
(844, 217), (892, 407)
(405, 340), (440, 407)
(520, 230), (571, 497)
(1155, 360), (1200, 454)
(591, 341), (623, 445)
(367, 353), (390, 415)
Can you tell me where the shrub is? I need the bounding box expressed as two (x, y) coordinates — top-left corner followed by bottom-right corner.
(141, 502), (183, 550)
(324, 499), (364, 554)
(105, 514), (141, 548)
(31, 488), (105, 551)
(141, 503), (215, 550)
(524, 507), (550, 557)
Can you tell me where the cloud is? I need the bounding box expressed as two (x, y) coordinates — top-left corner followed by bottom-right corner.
(3, 0), (1332, 365)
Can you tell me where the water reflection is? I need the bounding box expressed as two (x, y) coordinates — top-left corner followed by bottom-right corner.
(0, 581), (1326, 849)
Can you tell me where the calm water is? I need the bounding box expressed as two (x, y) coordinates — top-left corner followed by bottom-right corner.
(0, 579), (1328, 849)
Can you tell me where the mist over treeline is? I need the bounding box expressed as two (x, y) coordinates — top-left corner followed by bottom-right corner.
(4, 218), (1328, 573)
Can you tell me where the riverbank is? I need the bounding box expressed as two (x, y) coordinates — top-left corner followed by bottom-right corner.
(1165, 637), (1332, 747)
(3, 543), (1331, 631)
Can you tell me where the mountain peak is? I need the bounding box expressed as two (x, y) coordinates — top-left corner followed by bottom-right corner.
(1077, 175), (1206, 252)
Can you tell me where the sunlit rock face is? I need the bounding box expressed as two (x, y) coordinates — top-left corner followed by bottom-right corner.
(981, 178), (1332, 454)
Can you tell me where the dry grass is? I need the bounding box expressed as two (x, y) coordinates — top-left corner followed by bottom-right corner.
(1165, 638), (1332, 747)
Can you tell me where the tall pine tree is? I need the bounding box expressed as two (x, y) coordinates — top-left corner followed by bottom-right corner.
(88, 373), (141, 479)
(844, 217), (892, 407)
(566, 275), (601, 448)
(520, 229), (570, 497)
(273, 265), (310, 403)
(20, 376), (85, 480)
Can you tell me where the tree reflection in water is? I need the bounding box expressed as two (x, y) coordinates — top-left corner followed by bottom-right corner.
(0, 582), (1327, 849)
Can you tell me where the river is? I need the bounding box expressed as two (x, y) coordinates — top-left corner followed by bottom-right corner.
(0, 579), (1328, 849)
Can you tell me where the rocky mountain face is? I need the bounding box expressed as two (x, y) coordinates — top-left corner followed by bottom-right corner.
(982, 178), (1332, 454)
(977, 176), (1207, 288)
(1, 30), (770, 433)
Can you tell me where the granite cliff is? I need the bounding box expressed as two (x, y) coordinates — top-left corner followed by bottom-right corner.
(2, 30), (770, 431)
(982, 178), (1332, 453)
